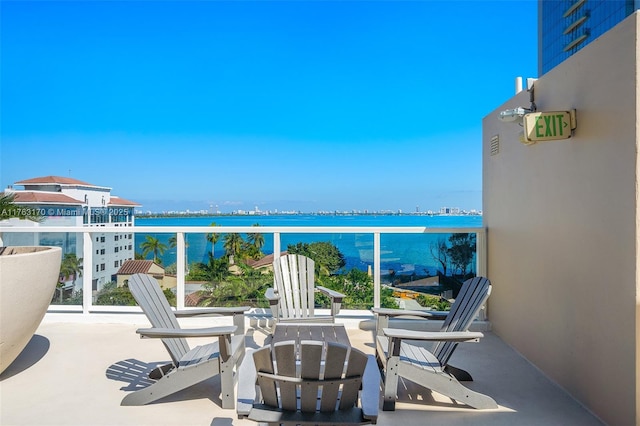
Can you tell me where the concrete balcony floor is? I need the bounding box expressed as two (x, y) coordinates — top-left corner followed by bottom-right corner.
(1, 313), (603, 426)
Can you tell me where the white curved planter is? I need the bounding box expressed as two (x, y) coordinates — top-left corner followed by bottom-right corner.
(0, 246), (61, 374)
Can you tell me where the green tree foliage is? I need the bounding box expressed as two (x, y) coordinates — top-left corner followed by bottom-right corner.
(447, 233), (476, 276)
(95, 281), (176, 306)
(429, 237), (449, 276)
(59, 253), (83, 283)
(415, 293), (451, 311)
(322, 268), (398, 309)
(223, 233), (243, 259)
(196, 262), (272, 308)
(244, 223), (265, 260)
(140, 235), (167, 264)
(0, 192), (43, 222)
(95, 282), (136, 305)
(57, 253), (83, 303)
(206, 222), (220, 258)
(287, 241), (346, 277)
(429, 233), (477, 277)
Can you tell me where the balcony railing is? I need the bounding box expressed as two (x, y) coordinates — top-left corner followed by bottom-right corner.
(0, 224), (486, 317)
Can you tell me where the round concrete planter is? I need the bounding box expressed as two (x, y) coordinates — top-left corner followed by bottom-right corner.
(0, 246), (62, 374)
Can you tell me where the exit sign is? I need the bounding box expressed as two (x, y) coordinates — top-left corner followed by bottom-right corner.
(523, 110), (577, 143)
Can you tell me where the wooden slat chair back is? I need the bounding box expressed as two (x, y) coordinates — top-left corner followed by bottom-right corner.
(128, 273), (189, 364)
(272, 254), (316, 320)
(433, 276), (492, 366)
(249, 341), (373, 425)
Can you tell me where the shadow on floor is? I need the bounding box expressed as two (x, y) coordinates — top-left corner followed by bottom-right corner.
(0, 334), (50, 380)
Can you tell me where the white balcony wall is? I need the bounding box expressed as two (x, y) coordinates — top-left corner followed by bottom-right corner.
(483, 13), (639, 426)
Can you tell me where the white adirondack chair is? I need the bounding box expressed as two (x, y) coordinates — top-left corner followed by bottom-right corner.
(372, 276), (498, 410)
(123, 273), (249, 408)
(237, 341), (379, 425)
(266, 254), (345, 323)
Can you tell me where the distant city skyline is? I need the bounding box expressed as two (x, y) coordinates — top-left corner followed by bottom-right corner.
(1, 1), (538, 213)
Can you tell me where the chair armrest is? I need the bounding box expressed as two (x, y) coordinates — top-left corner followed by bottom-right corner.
(372, 307), (447, 319)
(361, 355), (379, 423)
(316, 285), (345, 301)
(265, 287), (279, 305)
(237, 348), (257, 419)
(382, 328), (483, 342)
(316, 286), (344, 317)
(175, 307), (248, 335)
(174, 306), (250, 317)
(265, 287), (280, 321)
(372, 307), (448, 335)
(136, 325), (237, 339)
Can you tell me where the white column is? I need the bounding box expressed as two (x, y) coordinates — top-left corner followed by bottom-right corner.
(273, 232), (281, 260)
(82, 231), (93, 314)
(176, 232), (185, 310)
(374, 232), (381, 308)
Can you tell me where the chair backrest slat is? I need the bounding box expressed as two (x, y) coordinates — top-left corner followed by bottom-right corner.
(253, 346), (278, 407)
(274, 342), (297, 411)
(433, 276), (491, 365)
(299, 342), (323, 412)
(253, 341), (367, 415)
(273, 254), (316, 320)
(320, 342), (348, 412)
(128, 274), (190, 364)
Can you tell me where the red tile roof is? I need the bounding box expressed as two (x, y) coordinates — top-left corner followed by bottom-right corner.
(246, 251), (288, 268)
(15, 176), (97, 186)
(109, 196), (141, 207)
(11, 191), (83, 205)
(117, 260), (161, 275)
(185, 292), (204, 307)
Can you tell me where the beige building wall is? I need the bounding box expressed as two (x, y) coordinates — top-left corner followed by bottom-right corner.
(482, 13), (639, 426)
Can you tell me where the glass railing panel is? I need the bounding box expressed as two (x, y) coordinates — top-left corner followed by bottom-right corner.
(276, 232), (379, 310)
(93, 231), (176, 307)
(2, 231), (83, 305)
(380, 231), (480, 311)
(181, 231), (271, 309)
(0, 224), (486, 314)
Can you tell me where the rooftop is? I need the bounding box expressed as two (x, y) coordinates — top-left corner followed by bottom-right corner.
(0, 313), (603, 426)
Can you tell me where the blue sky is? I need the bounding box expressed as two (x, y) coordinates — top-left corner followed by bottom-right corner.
(1, 0), (537, 213)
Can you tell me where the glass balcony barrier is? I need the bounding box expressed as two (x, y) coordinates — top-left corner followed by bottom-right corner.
(0, 225), (486, 318)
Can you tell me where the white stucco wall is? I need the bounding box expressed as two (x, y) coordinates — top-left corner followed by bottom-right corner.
(483, 13), (639, 426)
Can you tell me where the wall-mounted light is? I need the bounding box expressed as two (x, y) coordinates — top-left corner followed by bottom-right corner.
(498, 107), (531, 123)
(498, 77), (539, 124)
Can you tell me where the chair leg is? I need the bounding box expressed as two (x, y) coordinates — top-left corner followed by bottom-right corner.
(219, 358), (235, 409)
(382, 356), (400, 411)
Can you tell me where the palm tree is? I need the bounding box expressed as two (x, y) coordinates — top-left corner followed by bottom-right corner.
(141, 235), (167, 264)
(58, 253), (83, 303)
(0, 192), (43, 222)
(206, 222), (220, 258)
(223, 233), (243, 260)
(247, 223), (265, 251)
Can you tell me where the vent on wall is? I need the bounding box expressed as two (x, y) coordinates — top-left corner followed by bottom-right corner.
(490, 135), (500, 156)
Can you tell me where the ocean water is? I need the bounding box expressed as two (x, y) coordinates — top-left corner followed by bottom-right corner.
(136, 214), (482, 277)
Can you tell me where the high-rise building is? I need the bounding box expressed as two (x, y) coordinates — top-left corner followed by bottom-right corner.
(538, 0), (640, 75)
(2, 176), (140, 294)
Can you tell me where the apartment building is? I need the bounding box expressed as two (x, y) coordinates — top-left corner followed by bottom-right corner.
(539, 0), (640, 74)
(2, 176), (140, 292)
